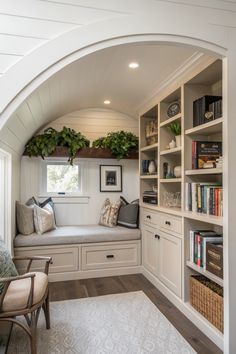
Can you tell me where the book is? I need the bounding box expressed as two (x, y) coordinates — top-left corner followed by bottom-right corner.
(192, 141), (222, 169)
(193, 95), (222, 127)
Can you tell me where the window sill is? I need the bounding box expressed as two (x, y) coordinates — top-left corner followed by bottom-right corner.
(38, 196), (90, 204)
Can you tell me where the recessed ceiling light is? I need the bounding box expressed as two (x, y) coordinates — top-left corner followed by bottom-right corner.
(129, 62), (139, 69)
(104, 100), (111, 105)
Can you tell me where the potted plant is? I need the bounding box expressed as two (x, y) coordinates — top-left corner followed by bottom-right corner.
(168, 122), (181, 147)
(92, 130), (138, 159)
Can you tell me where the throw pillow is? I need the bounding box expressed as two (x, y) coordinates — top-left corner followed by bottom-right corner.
(99, 198), (122, 227)
(117, 197), (139, 228)
(0, 240), (18, 294)
(40, 197), (56, 224)
(34, 204), (56, 235)
(25, 196), (39, 207)
(16, 201), (35, 235)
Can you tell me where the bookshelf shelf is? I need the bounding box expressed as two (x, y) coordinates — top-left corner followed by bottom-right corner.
(140, 174), (158, 179)
(140, 142), (158, 152)
(159, 113), (181, 128)
(160, 146), (182, 156)
(186, 261), (223, 287)
(185, 118), (223, 136)
(160, 178), (182, 183)
(185, 168), (222, 175)
(184, 211), (223, 226)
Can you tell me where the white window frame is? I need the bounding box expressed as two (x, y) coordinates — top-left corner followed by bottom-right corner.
(39, 158), (88, 198)
(0, 149), (11, 250)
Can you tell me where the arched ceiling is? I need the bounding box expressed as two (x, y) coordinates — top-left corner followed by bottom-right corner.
(0, 42), (214, 155)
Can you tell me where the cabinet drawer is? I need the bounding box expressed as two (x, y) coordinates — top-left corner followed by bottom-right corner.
(142, 209), (161, 227)
(160, 214), (182, 235)
(82, 243), (140, 270)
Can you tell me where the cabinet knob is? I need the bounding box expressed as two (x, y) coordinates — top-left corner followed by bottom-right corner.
(155, 234), (160, 239)
(106, 254), (114, 259)
(146, 215), (151, 219)
(165, 221), (171, 226)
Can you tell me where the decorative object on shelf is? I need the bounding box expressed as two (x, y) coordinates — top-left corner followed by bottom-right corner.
(142, 190), (157, 204)
(174, 166), (182, 178)
(163, 191), (181, 208)
(166, 165), (175, 179)
(163, 162), (168, 179)
(152, 185), (158, 193)
(193, 95), (222, 127)
(168, 122), (181, 147)
(148, 160), (157, 174)
(145, 120), (158, 145)
(216, 156), (223, 168)
(93, 131), (138, 160)
(25, 127), (90, 165)
(190, 275), (223, 332)
(167, 101), (181, 118)
(169, 140), (176, 149)
(100, 165), (122, 192)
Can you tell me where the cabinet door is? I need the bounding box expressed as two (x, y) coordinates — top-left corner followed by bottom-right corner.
(142, 225), (159, 276)
(159, 231), (182, 298)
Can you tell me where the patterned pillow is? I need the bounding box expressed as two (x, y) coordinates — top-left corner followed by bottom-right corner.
(34, 204), (56, 235)
(99, 198), (122, 227)
(0, 240), (18, 294)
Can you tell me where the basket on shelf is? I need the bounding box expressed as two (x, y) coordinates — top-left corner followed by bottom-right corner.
(190, 275), (223, 332)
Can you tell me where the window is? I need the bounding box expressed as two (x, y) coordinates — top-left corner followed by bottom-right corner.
(41, 160), (85, 196)
(0, 149), (11, 245)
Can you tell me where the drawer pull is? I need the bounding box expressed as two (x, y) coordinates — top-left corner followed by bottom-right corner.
(146, 215), (151, 219)
(165, 221), (171, 226)
(106, 254), (114, 259)
(155, 234), (160, 240)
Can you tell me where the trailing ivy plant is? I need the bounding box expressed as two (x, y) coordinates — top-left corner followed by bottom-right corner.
(25, 126), (90, 165)
(92, 130), (139, 160)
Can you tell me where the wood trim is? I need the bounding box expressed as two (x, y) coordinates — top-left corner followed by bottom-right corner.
(23, 147), (138, 160)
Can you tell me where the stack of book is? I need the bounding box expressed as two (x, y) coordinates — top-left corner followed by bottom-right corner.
(216, 156), (223, 168)
(142, 190), (157, 204)
(193, 95), (222, 127)
(192, 141), (222, 169)
(189, 230), (223, 270)
(185, 182), (223, 216)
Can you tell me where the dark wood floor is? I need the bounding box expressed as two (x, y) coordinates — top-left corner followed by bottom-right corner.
(49, 274), (222, 354)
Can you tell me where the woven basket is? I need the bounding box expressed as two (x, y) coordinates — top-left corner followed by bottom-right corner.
(190, 275), (223, 332)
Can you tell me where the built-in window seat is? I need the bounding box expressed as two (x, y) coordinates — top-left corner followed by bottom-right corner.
(14, 225), (141, 282)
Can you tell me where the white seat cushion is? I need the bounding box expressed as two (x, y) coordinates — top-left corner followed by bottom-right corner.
(2, 272), (48, 312)
(14, 225), (141, 247)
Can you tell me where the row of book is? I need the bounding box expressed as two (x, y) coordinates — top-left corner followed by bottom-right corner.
(192, 140), (222, 169)
(193, 95), (222, 127)
(142, 190), (157, 205)
(189, 229), (223, 269)
(185, 183), (223, 216)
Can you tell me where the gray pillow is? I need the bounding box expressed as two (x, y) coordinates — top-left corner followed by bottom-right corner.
(16, 201), (35, 235)
(117, 197), (139, 229)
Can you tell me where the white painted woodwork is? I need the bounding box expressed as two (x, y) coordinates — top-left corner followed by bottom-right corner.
(158, 230), (182, 297)
(42, 108), (139, 143)
(81, 242), (140, 270)
(142, 225), (159, 276)
(159, 214), (182, 236)
(20, 156), (139, 226)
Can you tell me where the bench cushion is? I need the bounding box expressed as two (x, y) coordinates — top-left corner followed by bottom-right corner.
(14, 225), (141, 248)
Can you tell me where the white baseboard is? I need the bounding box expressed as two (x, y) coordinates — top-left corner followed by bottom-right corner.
(49, 266), (142, 282)
(141, 266), (224, 350)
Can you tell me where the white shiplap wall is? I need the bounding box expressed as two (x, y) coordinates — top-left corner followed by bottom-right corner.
(42, 108), (139, 142)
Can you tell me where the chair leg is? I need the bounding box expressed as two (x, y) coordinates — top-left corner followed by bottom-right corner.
(42, 291), (50, 330)
(30, 311), (37, 354)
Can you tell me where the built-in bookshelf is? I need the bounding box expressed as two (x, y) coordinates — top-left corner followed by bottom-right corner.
(139, 58), (224, 341)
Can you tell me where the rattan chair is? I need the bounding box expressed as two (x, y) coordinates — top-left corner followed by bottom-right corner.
(0, 256), (52, 354)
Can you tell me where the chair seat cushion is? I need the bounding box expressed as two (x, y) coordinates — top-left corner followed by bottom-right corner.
(2, 272), (48, 312)
(14, 225), (141, 247)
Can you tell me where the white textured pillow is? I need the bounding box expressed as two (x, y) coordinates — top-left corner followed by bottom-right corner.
(99, 198), (122, 227)
(34, 204), (56, 235)
(16, 201), (34, 235)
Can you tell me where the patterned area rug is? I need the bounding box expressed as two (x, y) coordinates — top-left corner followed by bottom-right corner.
(8, 291), (196, 353)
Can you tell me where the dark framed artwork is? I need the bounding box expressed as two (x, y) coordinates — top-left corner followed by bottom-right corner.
(100, 165), (122, 192)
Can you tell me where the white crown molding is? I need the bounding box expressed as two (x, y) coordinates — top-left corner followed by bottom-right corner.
(136, 51), (214, 116)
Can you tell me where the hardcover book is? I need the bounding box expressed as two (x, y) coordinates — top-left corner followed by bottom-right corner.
(192, 141), (222, 169)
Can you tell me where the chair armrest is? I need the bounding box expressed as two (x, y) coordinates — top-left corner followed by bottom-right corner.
(13, 256), (53, 275)
(0, 273), (36, 311)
